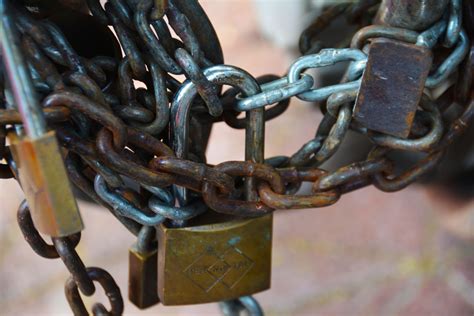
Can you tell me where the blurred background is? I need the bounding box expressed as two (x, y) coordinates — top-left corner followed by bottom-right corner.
(1, 0), (474, 315)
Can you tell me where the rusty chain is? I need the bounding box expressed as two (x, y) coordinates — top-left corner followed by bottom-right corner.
(1, 0), (473, 314)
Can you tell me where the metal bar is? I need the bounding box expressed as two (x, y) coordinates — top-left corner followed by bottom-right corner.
(0, 0), (47, 139)
(245, 108), (264, 201)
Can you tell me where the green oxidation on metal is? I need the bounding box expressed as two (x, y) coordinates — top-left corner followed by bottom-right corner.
(228, 236), (241, 246)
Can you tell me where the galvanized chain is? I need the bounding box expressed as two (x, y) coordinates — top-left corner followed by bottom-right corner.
(1, 0), (473, 314)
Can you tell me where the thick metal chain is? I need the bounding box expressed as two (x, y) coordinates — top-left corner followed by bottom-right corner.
(1, 0), (473, 315)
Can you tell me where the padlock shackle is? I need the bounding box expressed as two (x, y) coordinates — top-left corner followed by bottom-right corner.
(171, 65), (260, 160)
(0, 0), (47, 139)
(170, 65), (261, 205)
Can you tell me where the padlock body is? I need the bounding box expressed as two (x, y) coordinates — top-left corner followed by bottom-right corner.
(129, 245), (160, 309)
(353, 39), (432, 138)
(9, 131), (83, 236)
(157, 213), (272, 305)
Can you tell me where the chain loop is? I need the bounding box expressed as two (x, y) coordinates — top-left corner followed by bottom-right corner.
(369, 148), (445, 192)
(53, 237), (96, 296)
(65, 267), (124, 316)
(94, 174), (166, 226)
(17, 200), (81, 259)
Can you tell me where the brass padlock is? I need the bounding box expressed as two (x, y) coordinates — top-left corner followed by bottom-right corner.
(8, 131), (84, 236)
(157, 212), (272, 305)
(159, 65), (271, 305)
(129, 226), (160, 309)
(353, 39), (433, 138)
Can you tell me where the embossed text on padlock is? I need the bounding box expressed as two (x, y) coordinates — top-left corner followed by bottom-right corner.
(157, 213), (272, 305)
(353, 39), (433, 138)
(129, 226), (160, 309)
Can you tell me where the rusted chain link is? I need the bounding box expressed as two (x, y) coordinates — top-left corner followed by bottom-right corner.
(16, 200), (120, 313)
(65, 267), (124, 316)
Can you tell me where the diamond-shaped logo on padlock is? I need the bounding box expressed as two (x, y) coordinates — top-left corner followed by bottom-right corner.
(183, 246), (254, 292)
(220, 247), (254, 289)
(208, 258), (231, 280)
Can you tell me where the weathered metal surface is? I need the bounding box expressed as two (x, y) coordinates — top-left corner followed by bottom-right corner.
(17, 200), (81, 258)
(129, 242), (160, 308)
(9, 132), (84, 237)
(156, 213), (272, 305)
(375, 0), (449, 31)
(65, 267), (124, 315)
(353, 39), (432, 138)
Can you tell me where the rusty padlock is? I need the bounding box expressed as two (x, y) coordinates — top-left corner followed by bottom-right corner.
(129, 226), (160, 309)
(156, 65), (272, 305)
(2, 1), (83, 237)
(353, 38), (433, 138)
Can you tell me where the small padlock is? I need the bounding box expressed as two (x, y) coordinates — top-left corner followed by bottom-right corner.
(2, 4), (83, 237)
(129, 226), (160, 309)
(353, 38), (433, 138)
(8, 131), (84, 236)
(157, 212), (272, 305)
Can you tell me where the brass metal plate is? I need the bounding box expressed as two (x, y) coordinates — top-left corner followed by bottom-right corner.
(129, 246), (160, 309)
(9, 131), (83, 236)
